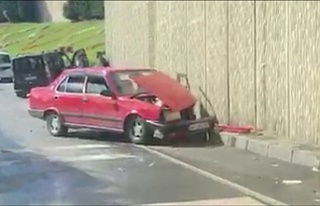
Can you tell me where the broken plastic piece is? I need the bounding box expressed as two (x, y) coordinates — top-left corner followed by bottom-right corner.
(282, 180), (302, 185)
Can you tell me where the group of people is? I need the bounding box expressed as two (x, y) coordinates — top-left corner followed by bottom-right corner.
(73, 50), (110, 68)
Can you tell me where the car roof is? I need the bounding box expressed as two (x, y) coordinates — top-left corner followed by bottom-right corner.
(63, 66), (155, 76)
(12, 51), (61, 60)
(0, 51), (9, 55)
(12, 54), (43, 60)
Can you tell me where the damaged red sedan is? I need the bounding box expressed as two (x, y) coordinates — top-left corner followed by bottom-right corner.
(28, 67), (218, 144)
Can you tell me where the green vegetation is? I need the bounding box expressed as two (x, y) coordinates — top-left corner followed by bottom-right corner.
(63, 0), (104, 21)
(0, 1), (40, 23)
(0, 0), (104, 23)
(0, 20), (105, 62)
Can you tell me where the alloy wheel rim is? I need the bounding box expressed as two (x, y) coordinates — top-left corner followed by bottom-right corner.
(132, 120), (144, 138)
(50, 115), (60, 133)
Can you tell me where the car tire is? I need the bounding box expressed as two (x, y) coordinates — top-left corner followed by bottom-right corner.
(45, 112), (68, 137)
(125, 116), (152, 145)
(16, 91), (27, 98)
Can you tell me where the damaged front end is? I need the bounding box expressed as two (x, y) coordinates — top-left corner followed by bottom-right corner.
(148, 105), (218, 140)
(131, 71), (219, 139)
(137, 96), (217, 140)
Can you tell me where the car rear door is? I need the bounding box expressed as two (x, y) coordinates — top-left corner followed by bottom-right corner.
(82, 74), (121, 131)
(54, 73), (86, 125)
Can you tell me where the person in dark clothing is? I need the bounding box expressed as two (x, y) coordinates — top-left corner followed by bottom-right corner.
(96, 51), (110, 67)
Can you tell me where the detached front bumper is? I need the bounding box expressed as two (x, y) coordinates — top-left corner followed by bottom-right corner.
(146, 116), (217, 139)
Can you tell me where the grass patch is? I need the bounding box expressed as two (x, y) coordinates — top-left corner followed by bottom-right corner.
(0, 20), (105, 63)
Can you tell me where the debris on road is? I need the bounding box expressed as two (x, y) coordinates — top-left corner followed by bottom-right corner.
(118, 167), (126, 173)
(282, 180), (302, 185)
(312, 167), (320, 172)
(149, 161), (155, 168)
(271, 163), (279, 167)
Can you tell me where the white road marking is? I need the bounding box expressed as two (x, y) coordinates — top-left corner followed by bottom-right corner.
(145, 196), (265, 205)
(137, 145), (287, 206)
(49, 154), (136, 162)
(52, 144), (111, 150)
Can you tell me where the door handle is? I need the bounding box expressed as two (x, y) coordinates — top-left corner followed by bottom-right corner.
(53, 95), (59, 99)
(82, 97), (88, 102)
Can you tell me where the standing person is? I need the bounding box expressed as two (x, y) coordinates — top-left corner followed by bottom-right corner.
(75, 52), (89, 68)
(96, 51), (110, 67)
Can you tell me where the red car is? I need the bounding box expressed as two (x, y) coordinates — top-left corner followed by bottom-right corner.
(28, 67), (218, 144)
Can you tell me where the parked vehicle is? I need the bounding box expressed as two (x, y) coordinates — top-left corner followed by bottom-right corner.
(28, 67), (218, 144)
(12, 48), (88, 98)
(0, 51), (13, 82)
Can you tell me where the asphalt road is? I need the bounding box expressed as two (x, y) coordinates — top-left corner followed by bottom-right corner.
(0, 82), (319, 205)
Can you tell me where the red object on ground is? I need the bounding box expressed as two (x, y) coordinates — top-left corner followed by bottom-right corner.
(217, 124), (254, 134)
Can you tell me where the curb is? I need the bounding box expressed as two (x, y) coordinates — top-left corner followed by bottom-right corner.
(220, 133), (320, 169)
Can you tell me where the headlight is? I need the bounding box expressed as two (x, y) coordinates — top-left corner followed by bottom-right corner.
(163, 110), (181, 122)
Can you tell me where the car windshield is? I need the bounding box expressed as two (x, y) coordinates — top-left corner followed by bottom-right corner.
(111, 70), (155, 96)
(0, 54), (10, 64)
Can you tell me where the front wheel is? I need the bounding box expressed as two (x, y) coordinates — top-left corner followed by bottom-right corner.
(124, 116), (152, 145)
(46, 113), (68, 136)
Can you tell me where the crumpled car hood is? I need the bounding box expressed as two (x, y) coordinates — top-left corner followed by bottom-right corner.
(132, 71), (197, 112)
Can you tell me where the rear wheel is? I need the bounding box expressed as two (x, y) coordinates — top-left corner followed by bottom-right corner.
(124, 116), (152, 144)
(45, 112), (68, 136)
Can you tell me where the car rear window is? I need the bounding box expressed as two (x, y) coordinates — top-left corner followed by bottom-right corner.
(13, 57), (43, 74)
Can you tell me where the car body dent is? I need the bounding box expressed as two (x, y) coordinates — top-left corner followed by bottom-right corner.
(132, 71), (197, 112)
(116, 97), (161, 122)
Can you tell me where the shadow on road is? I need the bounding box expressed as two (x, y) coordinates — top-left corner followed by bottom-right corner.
(65, 130), (130, 143)
(64, 129), (224, 149)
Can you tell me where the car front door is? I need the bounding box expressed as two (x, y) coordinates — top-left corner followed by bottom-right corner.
(54, 73), (86, 125)
(82, 74), (121, 131)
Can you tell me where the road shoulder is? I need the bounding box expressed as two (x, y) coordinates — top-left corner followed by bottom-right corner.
(220, 132), (320, 169)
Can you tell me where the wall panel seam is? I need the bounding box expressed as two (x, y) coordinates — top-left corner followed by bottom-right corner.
(226, 1), (231, 124)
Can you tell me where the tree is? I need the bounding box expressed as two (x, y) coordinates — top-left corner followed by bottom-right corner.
(17, 0), (40, 22)
(63, 0), (104, 21)
(75, 0), (91, 20)
(88, 0), (104, 20)
(63, 0), (80, 22)
(0, 1), (21, 23)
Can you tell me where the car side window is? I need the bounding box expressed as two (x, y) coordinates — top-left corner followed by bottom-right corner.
(86, 75), (110, 94)
(65, 75), (86, 93)
(56, 77), (68, 92)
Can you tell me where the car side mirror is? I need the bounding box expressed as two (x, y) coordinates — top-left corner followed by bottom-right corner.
(100, 90), (116, 99)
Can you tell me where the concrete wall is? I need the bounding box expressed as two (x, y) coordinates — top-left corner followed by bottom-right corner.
(105, 1), (320, 145)
(38, 0), (67, 22)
